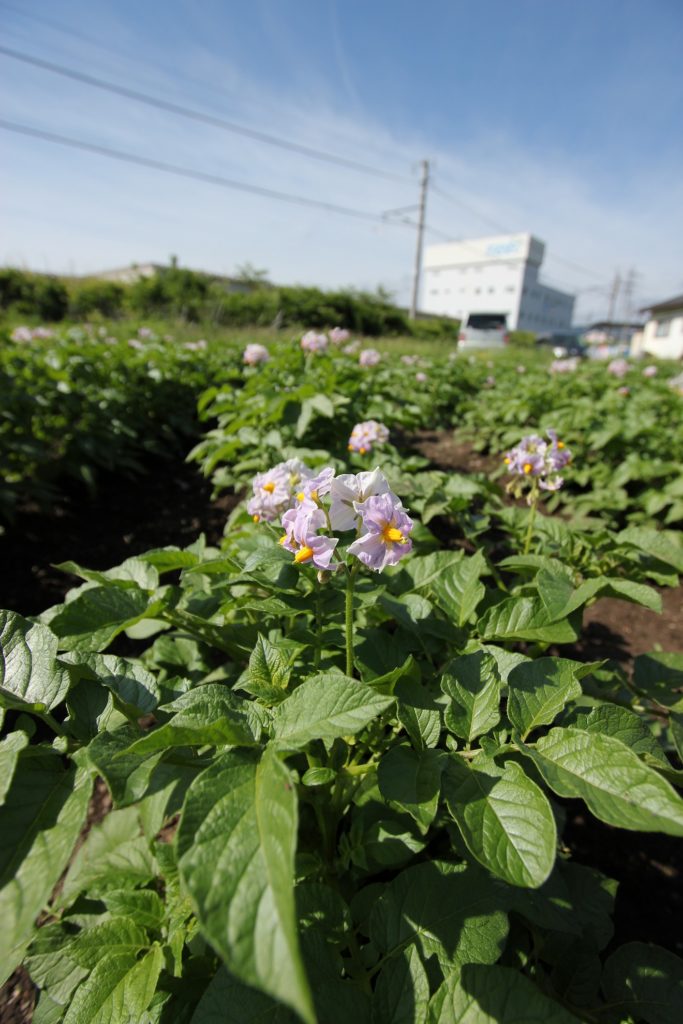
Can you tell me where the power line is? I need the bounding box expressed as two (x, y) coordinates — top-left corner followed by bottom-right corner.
(0, 44), (412, 185)
(0, 119), (416, 228)
(431, 178), (608, 284)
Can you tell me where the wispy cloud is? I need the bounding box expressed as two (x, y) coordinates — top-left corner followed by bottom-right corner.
(1, 15), (681, 322)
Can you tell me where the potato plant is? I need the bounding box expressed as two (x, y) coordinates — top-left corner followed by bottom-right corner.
(2, 452), (682, 1023)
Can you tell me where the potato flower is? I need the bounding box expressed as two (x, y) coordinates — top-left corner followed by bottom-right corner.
(359, 348), (381, 367)
(243, 343), (269, 365)
(503, 430), (571, 494)
(329, 327), (350, 344)
(280, 500), (339, 569)
(347, 492), (414, 572)
(608, 358), (629, 377)
(301, 330), (328, 353)
(348, 420), (390, 454)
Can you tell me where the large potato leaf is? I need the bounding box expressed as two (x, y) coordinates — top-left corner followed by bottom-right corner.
(601, 941), (683, 1024)
(0, 609), (70, 711)
(177, 746), (314, 1024)
(272, 673), (394, 749)
(441, 651), (500, 743)
(519, 727), (683, 835)
(507, 657), (598, 739)
(429, 963), (582, 1023)
(444, 757), (556, 888)
(63, 945), (163, 1024)
(0, 754), (91, 983)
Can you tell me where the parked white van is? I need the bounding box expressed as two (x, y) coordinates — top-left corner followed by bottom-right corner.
(458, 313), (509, 351)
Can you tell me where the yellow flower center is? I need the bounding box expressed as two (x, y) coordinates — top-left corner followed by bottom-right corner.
(523, 463), (533, 474)
(382, 525), (405, 544)
(504, 456), (511, 465)
(252, 514), (260, 523)
(294, 546), (314, 563)
(359, 446), (367, 455)
(310, 490), (318, 502)
(278, 534), (287, 545)
(296, 491), (306, 502)
(263, 481), (276, 493)
(557, 441), (565, 449)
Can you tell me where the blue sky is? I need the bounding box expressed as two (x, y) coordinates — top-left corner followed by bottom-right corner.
(1, 0), (682, 322)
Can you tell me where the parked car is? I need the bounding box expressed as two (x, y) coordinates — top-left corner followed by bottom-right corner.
(536, 333), (587, 358)
(458, 313), (509, 350)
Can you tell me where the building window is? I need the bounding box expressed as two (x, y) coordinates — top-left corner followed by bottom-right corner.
(506, 286), (515, 292)
(474, 287), (482, 294)
(430, 289), (439, 295)
(488, 287), (495, 293)
(655, 318), (671, 337)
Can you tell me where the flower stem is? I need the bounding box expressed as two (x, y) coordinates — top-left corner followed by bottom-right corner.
(314, 577), (322, 670)
(523, 483), (539, 555)
(345, 563), (359, 678)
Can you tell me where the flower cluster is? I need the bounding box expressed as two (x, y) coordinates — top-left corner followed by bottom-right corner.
(250, 462), (413, 573)
(504, 429), (572, 494)
(301, 330), (328, 353)
(11, 325), (54, 342)
(401, 354), (419, 366)
(359, 348), (381, 367)
(642, 365), (658, 378)
(243, 343), (269, 365)
(329, 326), (350, 344)
(608, 358), (629, 378)
(550, 357), (579, 374)
(347, 420), (390, 454)
(185, 339), (208, 352)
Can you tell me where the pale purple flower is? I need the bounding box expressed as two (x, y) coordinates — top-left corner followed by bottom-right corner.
(293, 467), (336, 504)
(138, 327), (154, 339)
(329, 326), (350, 344)
(247, 464), (294, 522)
(415, 372), (428, 383)
(343, 340), (360, 355)
(348, 420), (390, 454)
(32, 326), (54, 339)
(550, 358), (579, 374)
(185, 339), (208, 352)
(128, 338), (144, 350)
(11, 326), (32, 342)
(280, 501), (338, 569)
(301, 330), (329, 353)
(516, 365), (526, 374)
(484, 375), (496, 388)
(329, 468), (392, 531)
(105, 335), (117, 344)
(243, 342), (269, 365)
(347, 492), (413, 572)
(359, 348), (381, 367)
(504, 430), (571, 489)
(608, 358), (629, 378)
(617, 386), (630, 396)
(643, 365), (657, 378)
(401, 355), (419, 366)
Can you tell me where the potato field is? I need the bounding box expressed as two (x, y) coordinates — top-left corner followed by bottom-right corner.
(1, 321), (682, 1024)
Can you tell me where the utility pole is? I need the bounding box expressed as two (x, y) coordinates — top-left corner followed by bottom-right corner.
(409, 159), (430, 320)
(607, 271), (621, 323)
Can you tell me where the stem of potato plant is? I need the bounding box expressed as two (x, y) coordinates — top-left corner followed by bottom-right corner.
(345, 561), (359, 678)
(314, 576), (322, 670)
(523, 480), (540, 555)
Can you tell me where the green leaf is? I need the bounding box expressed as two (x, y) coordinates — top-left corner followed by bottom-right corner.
(60, 806), (158, 905)
(584, 705), (669, 765)
(272, 674), (394, 749)
(63, 945), (163, 1024)
(431, 550), (486, 626)
(48, 586), (154, 652)
(369, 861), (508, 971)
(373, 945), (429, 1024)
(441, 652), (500, 743)
(617, 526), (683, 573)
(479, 597), (579, 643)
(68, 917), (149, 969)
(507, 658), (598, 739)
(0, 731), (28, 804)
(443, 757), (556, 888)
(177, 747), (314, 1024)
(602, 941), (683, 1024)
(400, 550), (465, 592)
(0, 760), (91, 983)
(242, 634), (294, 702)
(535, 568), (575, 619)
(24, 923), (88, 1010)
(633, 652), (683, 711)
(301, 767), (336, 786)
(103, 889), (165, 930)
(84, 727), (164, 806)
(0, 609), (70, 711)
(395, 677), (442, 749)
(377, 746), (446, 833)
(519, 727), (683, 835)
(428, 963), (582, 1023)
(63, 652), (161, 715)
(125, 685), (259, 756)
(55, 556), (159, 590)
(190, 966), (298, 1023)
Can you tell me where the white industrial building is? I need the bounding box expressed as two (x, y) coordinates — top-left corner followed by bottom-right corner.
(422, 233), (575, 332)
